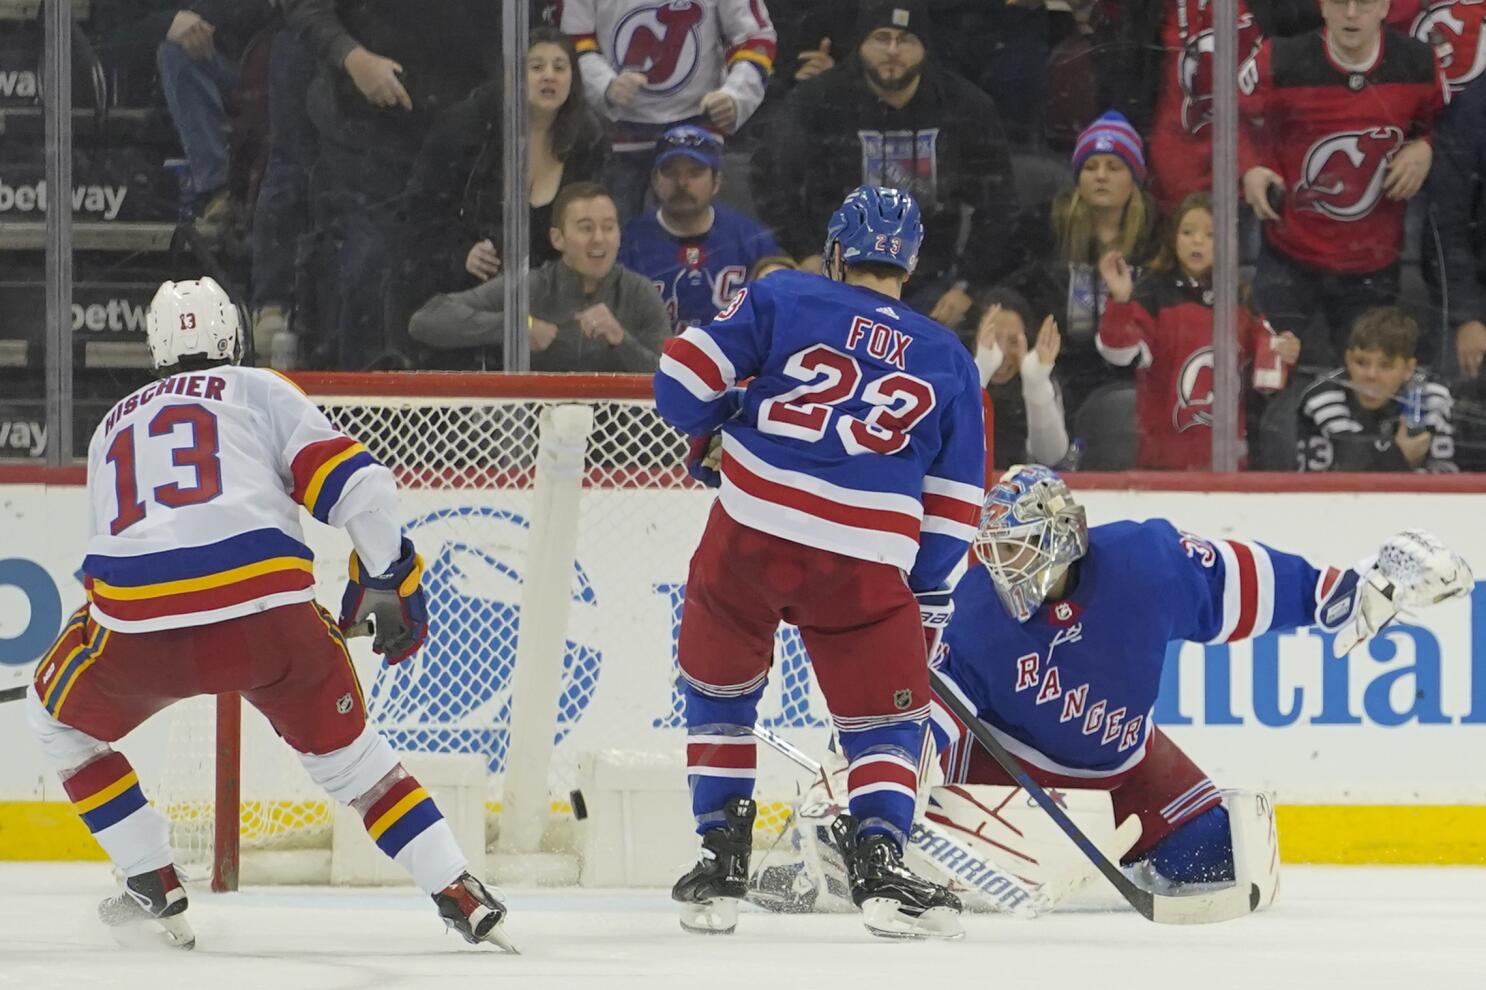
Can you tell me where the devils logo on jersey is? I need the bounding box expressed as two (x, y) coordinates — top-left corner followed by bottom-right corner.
(1178, 12), (1263, 133)
(1413, 0), (1486, 93)
(1293, 126), (1404, 221)
(614, 1), (705, 96)
(1173, 346), (1215, 433)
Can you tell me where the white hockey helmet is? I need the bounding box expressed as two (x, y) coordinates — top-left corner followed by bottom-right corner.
(145, 277), (242, 371)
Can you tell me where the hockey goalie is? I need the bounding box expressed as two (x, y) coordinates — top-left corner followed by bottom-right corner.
(749, 464), (1473, 919)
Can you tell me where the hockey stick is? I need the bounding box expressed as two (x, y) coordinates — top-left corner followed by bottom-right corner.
(750, 724), (1048, 917)
(929, 670), (1259, 925)
(0, 619), (377, 706)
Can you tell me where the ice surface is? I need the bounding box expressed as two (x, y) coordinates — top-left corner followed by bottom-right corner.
(0, 863), (1481, 990)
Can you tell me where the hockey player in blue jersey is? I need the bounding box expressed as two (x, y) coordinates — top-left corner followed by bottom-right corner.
(928, 464), (1472, 903)
(653, 185), (986, 939)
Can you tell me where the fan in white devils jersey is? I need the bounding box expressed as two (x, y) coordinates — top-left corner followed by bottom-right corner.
(25, 278), (513, 952)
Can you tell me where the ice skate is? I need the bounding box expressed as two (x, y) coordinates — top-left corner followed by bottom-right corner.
(434, 873), (517, 952)
(834, 816), (964, 940)
(98, 865), (195, 950)
(672, 797), (756, 934)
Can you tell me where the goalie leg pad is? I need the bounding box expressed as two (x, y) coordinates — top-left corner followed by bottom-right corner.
(1224, 789), (1281, 911)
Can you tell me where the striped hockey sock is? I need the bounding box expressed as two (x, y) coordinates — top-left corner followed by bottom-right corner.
(358, 770), (467, 896)
(837, 718), (929, 849)
(682, 679), (764, 833)
(62, 750), (172, 877)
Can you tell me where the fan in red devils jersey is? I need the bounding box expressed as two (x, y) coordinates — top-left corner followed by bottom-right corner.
(1412, 0), (1486, 95)
(1240, 0), (1448, 363)
(1147, 0), (1266, 213)
(1095, 193), (1300, 470)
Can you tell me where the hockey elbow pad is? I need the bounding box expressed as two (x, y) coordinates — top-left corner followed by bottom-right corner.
(339, 536), (429, 665)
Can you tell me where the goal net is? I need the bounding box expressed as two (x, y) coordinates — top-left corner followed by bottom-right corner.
(152, 372), (832, 888)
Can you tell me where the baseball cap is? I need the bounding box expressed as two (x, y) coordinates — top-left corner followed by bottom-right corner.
(654, 125), (724, 172)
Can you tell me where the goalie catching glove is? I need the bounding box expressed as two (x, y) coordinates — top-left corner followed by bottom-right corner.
(1321, 529), (1473, 657)
(339, 536), (429, 664)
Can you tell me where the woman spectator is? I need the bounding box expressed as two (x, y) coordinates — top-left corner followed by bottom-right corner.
(1005, 111), (1158, 425)
(392, 29), (608, 339)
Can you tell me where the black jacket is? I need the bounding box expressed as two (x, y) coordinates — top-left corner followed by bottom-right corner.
(1424, 74), (1486, 336)
(754, 53), (1018, 289)
(395, 80), (608, 322)
(286, 0), (497, 158)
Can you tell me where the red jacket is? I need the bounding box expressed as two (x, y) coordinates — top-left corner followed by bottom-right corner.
(1097, 273), (1277, 470)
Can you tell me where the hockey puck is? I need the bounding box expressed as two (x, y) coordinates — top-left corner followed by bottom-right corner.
(569, 789), (588, 820)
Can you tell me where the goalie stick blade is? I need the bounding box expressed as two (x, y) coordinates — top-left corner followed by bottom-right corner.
(1143, 882), (1261, 925)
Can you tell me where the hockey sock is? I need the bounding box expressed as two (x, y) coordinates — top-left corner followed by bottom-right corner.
(354, 767), (468, 896)
(836, 719), (926, 849)
(61, 750), (173, 877)
(682, 679), (764, 833)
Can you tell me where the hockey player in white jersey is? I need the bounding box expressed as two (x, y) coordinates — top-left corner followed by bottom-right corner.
(26, 278), (513, 951)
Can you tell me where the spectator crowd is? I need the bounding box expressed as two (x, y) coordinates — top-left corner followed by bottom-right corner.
(92, 0), (1486, 473)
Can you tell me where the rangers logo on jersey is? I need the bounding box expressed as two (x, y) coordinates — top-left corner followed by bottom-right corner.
(614, 1), (705, 96)
(859, 130), (942, 208)
(1174, 347), (1215, 433)
(1413, 0), (1486, 93)
(1293, 126), (1404, 221)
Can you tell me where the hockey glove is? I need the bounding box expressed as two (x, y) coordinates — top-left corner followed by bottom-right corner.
(339, 537), (429, 665)
(686, 432), (724, 488)
(1324, 529), (1472, 657)
(916, 587), (954, 666)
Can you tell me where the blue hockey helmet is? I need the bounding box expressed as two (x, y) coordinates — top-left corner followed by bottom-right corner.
(973, 464), (1089, 622)
(821, 185), (923, 279)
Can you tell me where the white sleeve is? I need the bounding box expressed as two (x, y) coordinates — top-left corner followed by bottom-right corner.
(716, 0), (776, 128)
(345, 506), (403, 577)
(562, 0), (618, 117)
(260, 371), (403, 531)
(1019, 352), (1070, 466)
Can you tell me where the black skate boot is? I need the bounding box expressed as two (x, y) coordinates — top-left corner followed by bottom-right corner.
(672, 797), (756, 934)
(98, 864), (195, 950)
(433, 873), (518, 953)
(832, 815), (964, 940)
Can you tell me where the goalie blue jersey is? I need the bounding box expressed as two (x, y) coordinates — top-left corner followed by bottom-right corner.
(653, 269), (985, 593)
(618, 204), (782, 334)
(931, 519), (1350, 778)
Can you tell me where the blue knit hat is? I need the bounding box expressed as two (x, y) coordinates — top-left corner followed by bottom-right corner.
(1072, 111), (1147, 185)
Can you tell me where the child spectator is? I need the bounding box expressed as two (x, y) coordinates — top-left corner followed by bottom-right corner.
(1297, 306), (1457, 472)
(971, 288), (1070, 470)
(617, 126), (781, 334)
(1097, 192), (1301, 470)
(1008, 111), (1158, 424)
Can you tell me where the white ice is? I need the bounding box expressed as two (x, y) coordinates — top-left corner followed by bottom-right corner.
(0, 863), (1481, 990)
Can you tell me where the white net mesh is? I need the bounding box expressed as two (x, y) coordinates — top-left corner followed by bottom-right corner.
(154, 379), (829, 879)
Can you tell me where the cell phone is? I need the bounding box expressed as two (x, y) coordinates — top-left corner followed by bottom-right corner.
(1265, 182), (1286, 216)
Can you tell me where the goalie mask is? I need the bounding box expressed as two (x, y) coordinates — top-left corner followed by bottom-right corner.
(973, 464), (1089, 622)
(145, 277), (242, 372)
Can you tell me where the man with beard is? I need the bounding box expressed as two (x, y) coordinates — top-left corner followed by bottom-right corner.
(754, 0), (1017, 331)
(619, 126), (782, 334)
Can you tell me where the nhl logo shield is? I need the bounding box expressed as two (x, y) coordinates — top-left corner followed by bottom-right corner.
(336, 692), (354, 715)
(893, 688), (913, 710)
(1054, 602), (1073, 622)
(1348, 73), (1366, 91)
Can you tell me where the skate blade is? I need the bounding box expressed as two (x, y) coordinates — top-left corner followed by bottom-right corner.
(678, 898), (739, 935)
(482, 922), (520, 954)
(860, 899), (964, 941)
(107, 913), (196, 952)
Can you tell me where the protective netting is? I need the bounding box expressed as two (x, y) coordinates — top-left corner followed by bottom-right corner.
(155, 383), (828, 875)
